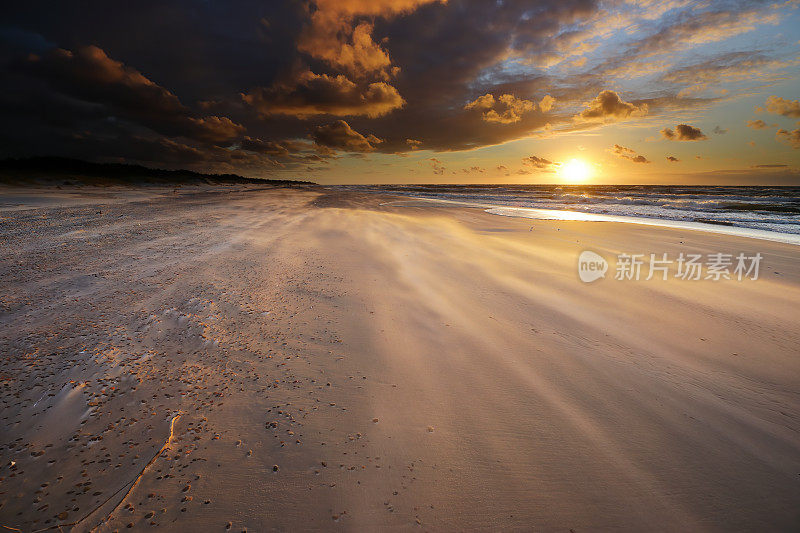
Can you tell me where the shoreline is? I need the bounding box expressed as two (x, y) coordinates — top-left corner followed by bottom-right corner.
(379, 195), (800, 246)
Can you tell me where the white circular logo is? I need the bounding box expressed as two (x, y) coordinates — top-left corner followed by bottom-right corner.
(578, 250), (607, 283)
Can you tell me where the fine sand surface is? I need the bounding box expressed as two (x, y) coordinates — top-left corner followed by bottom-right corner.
(1, 186), (798, 532)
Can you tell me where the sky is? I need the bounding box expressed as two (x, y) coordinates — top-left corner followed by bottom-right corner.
(1, 0), (799, 184)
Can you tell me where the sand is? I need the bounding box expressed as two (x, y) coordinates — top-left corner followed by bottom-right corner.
(0, 186), (798, 531)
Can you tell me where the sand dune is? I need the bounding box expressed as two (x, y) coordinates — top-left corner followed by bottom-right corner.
(1, 186), (798, 531)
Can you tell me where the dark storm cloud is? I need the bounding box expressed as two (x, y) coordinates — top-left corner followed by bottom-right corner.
(1, 0), (583, 166)
(20, 46), (245, 144)
(311, 120), (382, 152)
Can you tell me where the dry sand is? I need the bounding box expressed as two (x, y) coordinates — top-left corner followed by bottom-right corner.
(0, 186), (798, 531)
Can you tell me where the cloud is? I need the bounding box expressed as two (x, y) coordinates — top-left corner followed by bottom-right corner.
(406, 138), (422, 149)
(631, 8), (780, 58)
(301, 21), (391, 79)
(242, 69), (404, 118)
(461, 166), (485, 173)
(296, 0), (443, 78)
(185, 116), (246, 144)
(661, 124), (707, 140)
(463, 94), (495, 110)
(464, 93), (536, 124)
(238, 137), (329, 166)
(539, 95), (556, 112)
(746, 119), (773, 130)
(240, 137), (294, 156)
(311, 120), (382, 152)
(661, 52), (797, 95)
(522, 156), (556, 169)
(576, 5), (787, 104)
(713, 126), (727, 134)
(428, 157), (445, 175)
(611, 144), (649, 163)
(776, 128), (800, 149)
(576, 90), (648, 123)
(519, 29), (598, 69)
(666, 155), (679, 162)
(23, 45), (245, 144)
(764, 96), (800, 118)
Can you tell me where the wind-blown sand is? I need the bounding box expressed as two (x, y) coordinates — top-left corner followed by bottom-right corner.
(1, 186), (798, 531)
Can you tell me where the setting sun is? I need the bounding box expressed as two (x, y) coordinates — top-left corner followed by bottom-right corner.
(560, 159), (592, 183)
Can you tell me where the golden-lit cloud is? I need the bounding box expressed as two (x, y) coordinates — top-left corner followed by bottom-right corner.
(776, 128), (800, 149)
(539, 95), (556, 112)
(428, 157), (445, 175)
(460, 166), (485, 173)
(299, 21), (391, 79)
(242, 70), (404, 118)
(576, 90), (648, 123)
(661, 124), (707, 141)
(764, 96), (800, 118)
(297, 0), (444, 78)
(746, 119), (773, 130)
(464, 94), (536, 124)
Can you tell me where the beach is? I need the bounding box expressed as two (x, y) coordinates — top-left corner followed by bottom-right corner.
(1, 185), (798, 531)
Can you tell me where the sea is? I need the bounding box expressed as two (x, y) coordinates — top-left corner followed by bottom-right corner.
(341, 185), (800, 245)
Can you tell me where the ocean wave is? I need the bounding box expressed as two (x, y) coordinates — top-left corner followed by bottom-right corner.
(339, 185), (800, 236)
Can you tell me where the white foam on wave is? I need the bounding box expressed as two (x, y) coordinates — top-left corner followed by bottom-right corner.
(485, 206), (800, 246)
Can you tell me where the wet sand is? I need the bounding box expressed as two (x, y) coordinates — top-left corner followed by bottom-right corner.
(1, 186), (798, 531)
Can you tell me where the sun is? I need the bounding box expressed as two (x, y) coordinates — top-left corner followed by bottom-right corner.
(560, 159), (592, 183)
